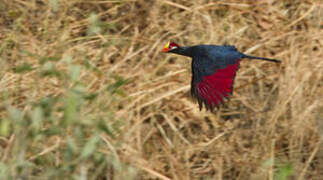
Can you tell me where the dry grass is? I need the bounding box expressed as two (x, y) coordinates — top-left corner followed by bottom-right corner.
(0, 0), (322, 179)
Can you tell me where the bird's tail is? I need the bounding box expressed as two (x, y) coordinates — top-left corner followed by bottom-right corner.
(242, 54), (281, 63)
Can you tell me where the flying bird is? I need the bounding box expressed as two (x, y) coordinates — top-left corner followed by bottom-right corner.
(162, 41), (280, 111)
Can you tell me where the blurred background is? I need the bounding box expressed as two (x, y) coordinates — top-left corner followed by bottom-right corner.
(0, 0), (322, 179)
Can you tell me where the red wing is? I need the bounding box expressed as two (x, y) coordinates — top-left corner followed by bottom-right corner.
(193, 59), (240, 111)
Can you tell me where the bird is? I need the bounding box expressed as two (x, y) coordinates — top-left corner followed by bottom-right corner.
(162, 41), (281, 111)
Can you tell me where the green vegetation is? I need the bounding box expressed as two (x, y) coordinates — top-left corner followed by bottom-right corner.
(0, 0), (322, 179)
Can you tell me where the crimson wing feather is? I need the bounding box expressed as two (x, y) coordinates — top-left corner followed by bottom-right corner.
(191, 59), (241, 111)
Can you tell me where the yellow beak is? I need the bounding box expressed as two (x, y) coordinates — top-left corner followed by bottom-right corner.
(162, 41), (170, 52)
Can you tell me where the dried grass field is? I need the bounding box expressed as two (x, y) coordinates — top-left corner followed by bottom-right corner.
(1, 0), (323, 179)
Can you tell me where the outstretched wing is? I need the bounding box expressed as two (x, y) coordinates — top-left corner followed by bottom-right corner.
(191, 57), (241, 111)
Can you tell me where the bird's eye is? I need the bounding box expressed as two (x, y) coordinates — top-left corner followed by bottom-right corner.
(171, 46), (177, 50)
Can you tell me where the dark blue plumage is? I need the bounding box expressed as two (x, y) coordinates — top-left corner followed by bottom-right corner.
(162, 42), (280, 111)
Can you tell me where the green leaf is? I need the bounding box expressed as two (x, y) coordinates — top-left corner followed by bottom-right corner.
(0, 163), (9, 178)
(84, 93), (98, 101)
(81, 135), (100, 158)
(41, 62), (63, 78)
(13, 63), (33, 73)
(0, 118), (11, 136)
(7, 106), (23, 123)
(263, 158), (274, 168)
(31, 106), (43, 131)
(276, 163), (293, 180)
(97, 120), (115, 138)
(87, 13), (102, 36)
(107, 75), (128, 95)
(63, 91), (80, 125)
(69, 65), (81, 82)
(63, 55), (73, 64)
(34, 96), (58, 117)
(39, 56), (61, 65)
(66, 137), (77, 158)
(50, 0), (59, 12)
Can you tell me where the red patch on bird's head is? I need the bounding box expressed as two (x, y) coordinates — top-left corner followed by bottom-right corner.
(162, 41), (180, 53)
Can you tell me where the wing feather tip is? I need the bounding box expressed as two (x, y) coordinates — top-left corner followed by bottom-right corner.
(192, 59), (241, 111)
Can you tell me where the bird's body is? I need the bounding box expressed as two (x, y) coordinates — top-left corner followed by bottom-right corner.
(162, 42), (280, 111)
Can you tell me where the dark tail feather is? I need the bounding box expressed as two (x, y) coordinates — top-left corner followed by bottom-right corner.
(242, 54), (281, 63)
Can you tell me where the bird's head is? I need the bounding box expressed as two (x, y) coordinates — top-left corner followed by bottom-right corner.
(162, 41), (180, 53)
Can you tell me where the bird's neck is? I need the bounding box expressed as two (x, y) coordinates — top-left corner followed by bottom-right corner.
(171, 46), (192, 57)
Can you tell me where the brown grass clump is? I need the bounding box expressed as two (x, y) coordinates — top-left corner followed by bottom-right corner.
(0, 0), (322, 179)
